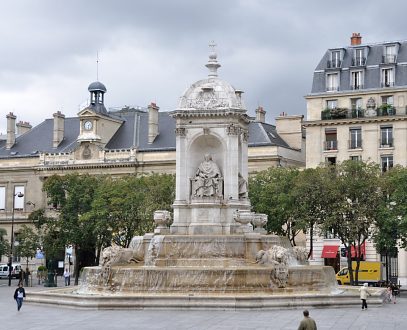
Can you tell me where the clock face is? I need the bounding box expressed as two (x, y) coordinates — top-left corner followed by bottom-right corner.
(83, 120), (93, 130)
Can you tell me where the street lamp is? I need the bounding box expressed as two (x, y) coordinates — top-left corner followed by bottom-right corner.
(8, 191), (24, 286)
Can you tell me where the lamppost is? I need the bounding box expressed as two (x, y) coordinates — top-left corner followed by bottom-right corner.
(8, 191), (24, 286)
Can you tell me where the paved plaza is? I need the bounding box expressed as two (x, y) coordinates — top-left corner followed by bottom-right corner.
(1, 278), (406, 330)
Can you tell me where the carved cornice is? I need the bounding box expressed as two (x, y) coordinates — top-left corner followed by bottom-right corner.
(226, 123), (240, 135)
(169, 109), (252, 123)
(175, 127), (187, 136)
(304, 115), (407, 127)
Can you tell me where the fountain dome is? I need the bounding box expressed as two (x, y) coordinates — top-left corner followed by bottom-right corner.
(178, 46), (245, 110)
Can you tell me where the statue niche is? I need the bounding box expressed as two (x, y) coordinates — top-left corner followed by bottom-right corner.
(192, 154), (223, 198)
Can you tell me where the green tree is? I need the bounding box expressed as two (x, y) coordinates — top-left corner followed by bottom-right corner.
(84, 173), (175, 261)
(374, 166), (407, 281)
(322, 160), (383, 285)
(0, 228), (9, 261)
(16, 225), (39, 270)
(43, 173), (101, 285)
(293, 167), (333, 259)
(249, 167), (300, 246)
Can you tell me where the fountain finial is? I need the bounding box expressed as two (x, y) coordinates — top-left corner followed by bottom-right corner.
(206, 41), (221, 78)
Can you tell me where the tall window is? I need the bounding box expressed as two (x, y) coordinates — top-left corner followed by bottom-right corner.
(331, 50), (341, 68)
(349, 128), (362, 149)
(381, 155), (393, 172)
(354, 48), (364, 66)
(327, 73), (339, 91)
(380, 126), (393, 147)
(351, 71), (362, 89)
(382, 68), (394, 87)
(384, 45), (396, 63)
(325, 128), (337, 150)
(0, 187), (5, 210)
(13, 186), (25, 210)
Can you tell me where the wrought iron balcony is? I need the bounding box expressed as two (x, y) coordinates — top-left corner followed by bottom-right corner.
(326, 86), (339, 92)
(382, 55), (397, 64)
(324, 140), (338, 151)
(351, 84), (364, 90)
(348, 140), (362, 149)
(327, 60), (341, 68)
(320, 106), (403, 120)
(381, 81), (395, 88)
(351, 57), (366, 66)
(379, 138), (393, 148)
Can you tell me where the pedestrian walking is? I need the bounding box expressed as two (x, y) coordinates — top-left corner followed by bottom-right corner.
(297, 309), (317, 330)
(13, 283), (26, 311)
(63, 268), (70, 286)
(359, 282), (371, 310)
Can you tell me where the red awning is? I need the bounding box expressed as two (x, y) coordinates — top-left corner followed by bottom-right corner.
(321, 245), (339, 258)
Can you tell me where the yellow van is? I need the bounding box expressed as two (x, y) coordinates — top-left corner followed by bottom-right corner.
(336, 261), (382, 285)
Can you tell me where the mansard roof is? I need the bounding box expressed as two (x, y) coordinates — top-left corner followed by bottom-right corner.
(0, 108), (292, 158)
(310, 39), (407, 94)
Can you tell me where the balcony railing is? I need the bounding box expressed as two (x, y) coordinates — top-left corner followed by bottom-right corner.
(349, 140), (362, 149)
(324, 140), (338, 151)
(327, 60), (342, 68)
(379, 138), (393, 148)
(326, 86), (339, 92)
(381, 81), (395, 88)
(351, 57), (366, 66)
(320, 106), (404, 120)
(382, 55), (397, 64)
(351, 84), (364, 90)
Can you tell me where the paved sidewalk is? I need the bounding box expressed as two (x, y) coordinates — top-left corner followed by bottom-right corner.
(1, 278), (407, 329)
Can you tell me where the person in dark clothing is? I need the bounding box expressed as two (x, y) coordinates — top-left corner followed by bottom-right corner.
(298, 309), (317, 330)
(13, 283), (26, 311)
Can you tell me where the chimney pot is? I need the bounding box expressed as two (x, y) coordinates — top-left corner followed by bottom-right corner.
(351, 33), (362, 46)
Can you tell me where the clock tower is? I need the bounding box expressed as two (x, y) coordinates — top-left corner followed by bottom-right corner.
(76, 81), (123, 159)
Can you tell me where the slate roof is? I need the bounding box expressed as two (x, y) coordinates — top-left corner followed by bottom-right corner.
(0, 109), (293, 158)
(310, 40), (407, 94)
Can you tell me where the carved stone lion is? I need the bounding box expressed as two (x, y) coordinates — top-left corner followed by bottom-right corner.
(255, 246), (290, 266)
(256, 246), (290, 288)
(100, 245), (144, 283)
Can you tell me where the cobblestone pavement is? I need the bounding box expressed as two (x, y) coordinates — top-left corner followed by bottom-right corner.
(1, 278), (406, 330)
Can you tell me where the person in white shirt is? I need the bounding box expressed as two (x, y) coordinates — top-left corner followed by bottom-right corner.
(63, 268), (70, 286)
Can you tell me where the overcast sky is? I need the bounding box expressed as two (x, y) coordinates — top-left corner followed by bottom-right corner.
(1, 0), (407, 133)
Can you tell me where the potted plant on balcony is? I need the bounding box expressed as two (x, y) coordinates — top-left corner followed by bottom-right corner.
(321, 108), (331, 120)
(378, 104), (394, 116)
(330, 107), (348, 119)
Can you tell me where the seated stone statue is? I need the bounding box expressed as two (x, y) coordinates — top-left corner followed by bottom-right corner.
(193, 154), (222, 197)
(238, 173), (247, 198)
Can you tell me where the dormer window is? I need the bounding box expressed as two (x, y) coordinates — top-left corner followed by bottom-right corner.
(381, 68), (394, 87)
(328, 50), (342, 68)
(352, 48), (366, 66)
(326, 73), (339, 91)
(351, 71), (363, 90)
(383, 45), (397, 64)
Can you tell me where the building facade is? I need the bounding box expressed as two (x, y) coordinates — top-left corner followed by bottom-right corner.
(304, 33), (407, 285)
(0, 52), (305, 270)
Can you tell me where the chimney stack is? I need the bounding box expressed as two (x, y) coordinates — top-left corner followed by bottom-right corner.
(275, 114), (304, 150)
(53, 111), (65, 148)
(351, 33), (362, 46)
(148, 102), (159, 144)
(16, 121), (32, 135)
(255, 106), (266, 123)
(6, 112), (16, 149)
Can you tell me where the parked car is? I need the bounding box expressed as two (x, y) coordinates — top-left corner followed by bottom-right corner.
(0, 263), (22, 278)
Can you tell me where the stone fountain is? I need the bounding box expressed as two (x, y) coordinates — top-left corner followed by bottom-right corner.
(27, 46), (385, 309)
